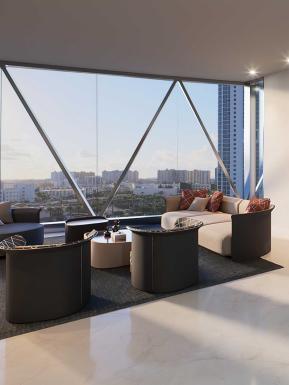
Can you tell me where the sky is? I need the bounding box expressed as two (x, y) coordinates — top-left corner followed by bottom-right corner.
(1, 66), (220, 180)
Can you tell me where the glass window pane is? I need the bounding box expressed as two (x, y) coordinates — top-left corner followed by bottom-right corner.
(95, 75), (171, 215)
(186, 82), (245, 198)
(1, 70), (91, 221)
(106, 82), (220, 217)
(1, 66), (246, 221)
(5, 67), (171, 219)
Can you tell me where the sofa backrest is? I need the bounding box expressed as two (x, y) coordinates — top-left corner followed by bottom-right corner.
(238, 199), (250, 214)
(165, 194), (274, 215)
(165, 196), (181, 212)
(166, 194), (242, 214)
(220, 196), (242, 215)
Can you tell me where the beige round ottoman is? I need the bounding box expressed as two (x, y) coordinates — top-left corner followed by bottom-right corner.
(89, 230), (132, 268)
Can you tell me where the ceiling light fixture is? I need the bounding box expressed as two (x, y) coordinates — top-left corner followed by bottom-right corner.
(248, 68), (258, 77)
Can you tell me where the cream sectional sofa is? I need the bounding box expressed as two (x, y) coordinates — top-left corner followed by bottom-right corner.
(162, 195), (274, 261)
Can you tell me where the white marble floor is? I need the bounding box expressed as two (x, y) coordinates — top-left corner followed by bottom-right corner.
(1, 236), (289, 385)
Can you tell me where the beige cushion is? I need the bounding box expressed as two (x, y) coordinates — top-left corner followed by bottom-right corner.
(192, 212), (232, 226)
(199, 222), (232, 256)
(0, 202), (13, 224)
(238, 199), (250, 214)
(220, 196), (242, 215)
(165, 196), (181, 212)
(188, 197), (210, 211)
(161, 210), (213, 230)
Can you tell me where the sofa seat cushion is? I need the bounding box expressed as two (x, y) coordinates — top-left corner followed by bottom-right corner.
(161, 210), (213, 230)
(192, 213), (232, 226)
(161, 211), (232, 230)
(199, 222), (232, 256)
(0, 223), (44, 245)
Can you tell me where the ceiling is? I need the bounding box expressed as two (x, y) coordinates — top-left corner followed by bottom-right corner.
(0, 0), (289, 82)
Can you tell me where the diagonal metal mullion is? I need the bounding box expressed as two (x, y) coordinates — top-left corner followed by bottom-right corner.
(100, 80), (177, 215)
(0, 70), (2, 195)
(1, 65), (95, 216)
(255, 174), (263, 194)
(178, 81), (240, 197)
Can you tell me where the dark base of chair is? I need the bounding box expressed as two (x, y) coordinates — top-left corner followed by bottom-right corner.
(7, 302), (90, 324)
(231, 207), (273, 262)
(231, 245), (271, 262)
(6, 241), (91, 323)
(131, 229), (199, 293)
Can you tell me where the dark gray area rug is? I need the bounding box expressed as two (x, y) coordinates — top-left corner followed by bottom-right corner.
(0, 247), (282, 340)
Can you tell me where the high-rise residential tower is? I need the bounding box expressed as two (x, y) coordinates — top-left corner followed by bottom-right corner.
(217, 84), (244, 197)
(255, 83), (264, 197)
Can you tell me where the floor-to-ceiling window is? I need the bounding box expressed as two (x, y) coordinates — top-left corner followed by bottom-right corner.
(0, 65), (250, 222)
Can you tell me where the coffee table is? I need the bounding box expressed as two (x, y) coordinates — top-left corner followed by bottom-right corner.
(89, 230), (132, 268)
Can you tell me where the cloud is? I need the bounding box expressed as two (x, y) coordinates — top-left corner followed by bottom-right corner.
(1, 144), (30, 161)
(79, 150), (96, 158)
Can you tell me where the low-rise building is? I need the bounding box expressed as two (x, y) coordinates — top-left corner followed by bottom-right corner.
(1, 183), (35, 202)
(134, 183), (179, 196)
(41, 188), (86, 199)
(102, 170), (139, 184)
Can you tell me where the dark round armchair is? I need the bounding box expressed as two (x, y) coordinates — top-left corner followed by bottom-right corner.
(5, 232), (96, 323)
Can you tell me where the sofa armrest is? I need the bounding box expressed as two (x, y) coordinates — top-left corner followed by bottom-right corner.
(231, 206), (274, 261)
(165, 196), (181, 212)
(11, 208), (41, 223)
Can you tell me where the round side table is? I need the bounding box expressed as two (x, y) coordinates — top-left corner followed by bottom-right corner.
(89, 230), (132, 268)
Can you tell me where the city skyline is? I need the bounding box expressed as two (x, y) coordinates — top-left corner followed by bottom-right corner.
(1, 167), (215, 216)
(2, 167), (213, 184)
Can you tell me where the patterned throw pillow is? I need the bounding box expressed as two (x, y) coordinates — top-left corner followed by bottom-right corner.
(179, 189), (208, 210)
(246, 198), (271, 213)
(207, 191), (224, 212)
(188, 197), (210, 211)
(0, 234), (26, 249)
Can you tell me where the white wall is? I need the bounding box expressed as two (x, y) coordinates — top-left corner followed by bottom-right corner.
(264, 68), (289, 237)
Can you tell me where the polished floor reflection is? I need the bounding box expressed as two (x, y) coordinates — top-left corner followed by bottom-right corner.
(1, 236), (289, 385)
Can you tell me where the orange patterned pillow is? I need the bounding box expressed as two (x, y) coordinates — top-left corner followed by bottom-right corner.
(179, 189), (208, 210)
(207, 191), (224, 212)
(246, 198), (271, 213)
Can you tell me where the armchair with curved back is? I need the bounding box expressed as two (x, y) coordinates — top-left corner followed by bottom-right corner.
(65, 215), (108, 242)
(5, 231), (96, 323)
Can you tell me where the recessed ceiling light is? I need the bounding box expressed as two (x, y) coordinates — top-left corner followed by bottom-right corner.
(281, 53), (289, 65)
(248, 68), (258, 76)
